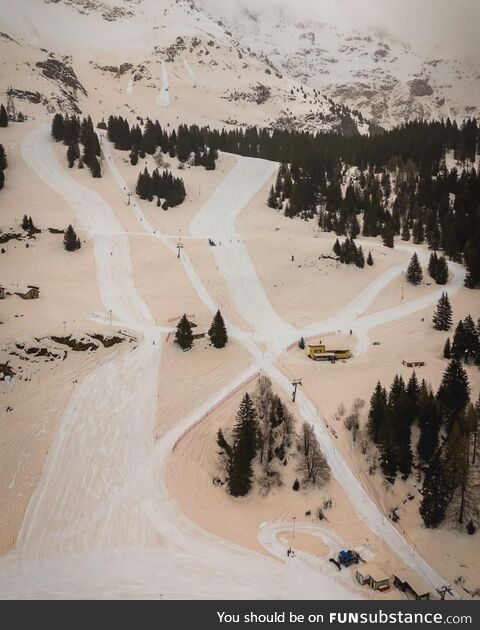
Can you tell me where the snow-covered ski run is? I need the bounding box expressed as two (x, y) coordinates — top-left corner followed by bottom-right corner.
(0, 125), (463, 599)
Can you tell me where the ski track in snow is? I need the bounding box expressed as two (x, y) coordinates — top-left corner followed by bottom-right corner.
(0, 126), (463, 598)
(157, 61), (170, 107)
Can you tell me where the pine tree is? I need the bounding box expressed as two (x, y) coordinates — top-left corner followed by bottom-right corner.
(0, 168), (4, 191)
(462, 315), (480, 364)
(355, 245), (365, 268)
(175, 314), (193, 350)
(367, 251), (374, 266)
(428, 251), (439, 281)
(406, 252), (423, 285)
(208, 310), (228, 348)
(417, 382), (440, 465)
(67, 143), (79, 168)
(435, 255), (449, 285)
(382, 223), (394, 248)
(21, 214), (29, 231)
(63, 224), (80, 251)
(298, 336), (305, 350)
(0, 144), (7, 170)
(443, 337), (452, 359)
(437, 358), (470, 432)
(400, 220), (410, 241)
(267, 185), (277, 208)
(333, 238), (341, 256)
(0, 104), (8, 127)
(451, 320), (468, 361)
(419, 452), (450, 528)
(432, 292), (452, 331)
(51, 113), (64, 142)
(227, 393), (258, 497)
(367, 381), (387, 445)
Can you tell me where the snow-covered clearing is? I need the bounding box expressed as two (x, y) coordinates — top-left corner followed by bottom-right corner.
(126, 77), (134, 95)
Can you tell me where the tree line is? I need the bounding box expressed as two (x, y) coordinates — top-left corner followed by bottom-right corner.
(259, 120), (479, 289)
(106, 115), (218, 169)
(51, 113), (101, 178)
(216, 375), (329, 497)
(366, 358), (479, 532)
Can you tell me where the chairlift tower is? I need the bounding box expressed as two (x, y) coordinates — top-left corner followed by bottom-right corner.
(291, 378), (302, 403)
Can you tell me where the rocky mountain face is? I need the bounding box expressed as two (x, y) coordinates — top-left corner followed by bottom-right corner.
(0, 0), (477, 131)
(197, 1), (480, 129)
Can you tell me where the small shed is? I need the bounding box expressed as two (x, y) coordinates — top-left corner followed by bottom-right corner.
(356, 563), (390, 592)
(402, 360), (425, 368)
(16, 285), (40, 300)
(393, 570), (430, 600)
(0, 286), (4, 300)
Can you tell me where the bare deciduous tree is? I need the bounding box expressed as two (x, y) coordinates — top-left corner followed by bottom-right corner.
(296, 422), (330, 488)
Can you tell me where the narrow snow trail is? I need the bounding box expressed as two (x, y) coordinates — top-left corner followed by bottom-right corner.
(17, 126), (160, 558)
(101, 143), (458, 596)
(190, 156), (297, 353)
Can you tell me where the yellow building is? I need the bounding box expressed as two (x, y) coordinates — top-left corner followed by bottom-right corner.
(307, 342), (351, 361)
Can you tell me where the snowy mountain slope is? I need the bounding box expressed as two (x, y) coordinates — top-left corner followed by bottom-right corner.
(0, 0), (477, 130)
(196, 1), (480, 128)
(0, 0), (367, 132)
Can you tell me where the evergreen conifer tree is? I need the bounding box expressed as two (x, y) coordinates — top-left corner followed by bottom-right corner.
(267, 186), (277, 208)
(367, 381), (387, 445)
(51, 113), (64, 142)
(298, 337), (305, 350)
(175, 314), (193, 350)
(432, 292), (452, 331)
(437, 358), (470, 432)
(227, 393), (258, 497)
(0, 144), (7, 170)
(367, 251), (374, 266)
(0, 104), (8, 127)
(435, 255), (449, 285)
(63, 224), (81, 251)
(67, 143), (79, 168)
(406, 252), (423, 285)
(443, 337), (452, 359)
(400, 220), (410, 241)
(208, 310), (228, 348)
(419, 452), (450, 528)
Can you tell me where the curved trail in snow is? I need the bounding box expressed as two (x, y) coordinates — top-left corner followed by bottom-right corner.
(102, 138), (461, 597)
(0, 127), (462, 598)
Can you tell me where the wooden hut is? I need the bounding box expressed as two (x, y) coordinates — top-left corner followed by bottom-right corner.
(355, 563), (390, 592)
(393, 570), (430, 600)
(16, 285), (40, 300)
